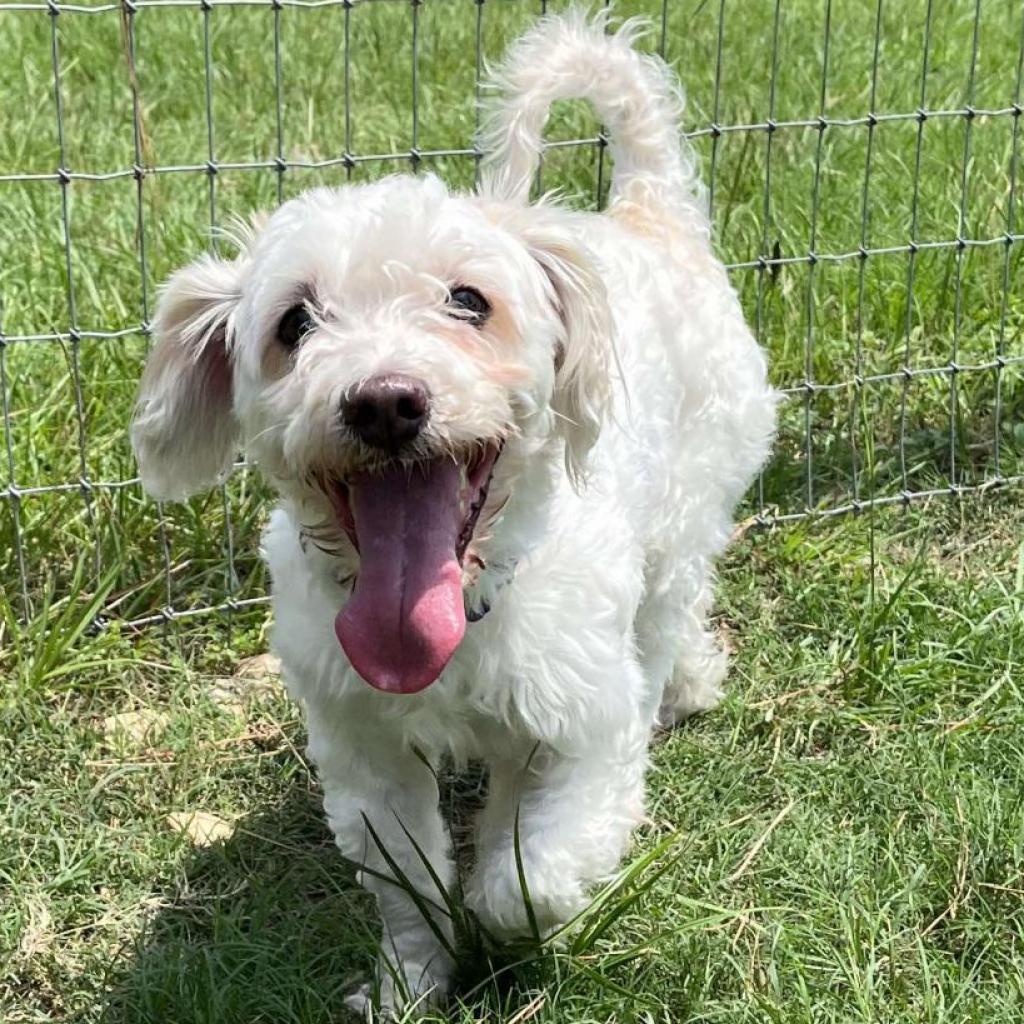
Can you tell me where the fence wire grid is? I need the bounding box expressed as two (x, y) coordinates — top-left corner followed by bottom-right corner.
(0, 0), (1022, 630)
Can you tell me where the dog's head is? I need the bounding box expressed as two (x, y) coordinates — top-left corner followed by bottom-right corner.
(132, 174), (611, 693)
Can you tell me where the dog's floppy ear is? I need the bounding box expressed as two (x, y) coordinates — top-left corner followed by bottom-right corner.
(515, 216), (613, 486)
(131, 252), (246, 501)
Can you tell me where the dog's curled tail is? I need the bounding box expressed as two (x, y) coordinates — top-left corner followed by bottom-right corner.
(481, 8), (705, 220)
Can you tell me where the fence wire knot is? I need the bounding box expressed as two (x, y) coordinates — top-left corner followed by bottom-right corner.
(2, 0), (1020, 624)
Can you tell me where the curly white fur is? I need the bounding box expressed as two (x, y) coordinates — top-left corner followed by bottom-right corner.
(131, 9), (777, 1014)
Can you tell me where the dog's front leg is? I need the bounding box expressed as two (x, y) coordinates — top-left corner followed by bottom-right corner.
(304, 701), (455, 1015)
(467, 730), (649, 941)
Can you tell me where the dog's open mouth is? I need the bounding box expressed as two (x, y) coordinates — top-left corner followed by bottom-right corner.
(325, 444), (501, 695)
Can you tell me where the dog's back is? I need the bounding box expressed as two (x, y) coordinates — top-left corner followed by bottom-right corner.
(482, 10), (778, 725)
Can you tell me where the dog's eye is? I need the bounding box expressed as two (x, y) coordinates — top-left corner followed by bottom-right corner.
(277, 303), (315, 349)
(448, 286), (491, 327)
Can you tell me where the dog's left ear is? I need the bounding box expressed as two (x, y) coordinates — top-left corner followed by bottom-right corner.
(517, 217), (614, 486)
(131, 251), (247, 501)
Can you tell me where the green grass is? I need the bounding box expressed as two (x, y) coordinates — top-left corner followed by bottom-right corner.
(1, 0), (1022, 618)
(2, 0), (1024, 1020)
(4, 500), (1024, 1022)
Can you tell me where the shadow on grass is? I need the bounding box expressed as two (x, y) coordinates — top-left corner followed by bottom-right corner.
(97, 761), (546, 1023)
(100, 778), (377, 1024)
(97, 746), (681, 1023)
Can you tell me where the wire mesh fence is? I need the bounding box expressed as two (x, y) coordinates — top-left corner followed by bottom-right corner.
(0, 0), (1022, 630)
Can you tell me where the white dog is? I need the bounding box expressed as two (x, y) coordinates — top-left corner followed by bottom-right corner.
(131, 9), (776, 1013)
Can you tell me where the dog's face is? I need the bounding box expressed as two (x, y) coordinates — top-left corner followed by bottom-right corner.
(132, 174), (610, 693)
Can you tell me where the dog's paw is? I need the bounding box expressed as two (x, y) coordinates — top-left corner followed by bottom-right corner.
(344, 958), (448, 1021)
(466, 850), (585, 942)
(659, 646), (727, 726)
(344, 983), (379, 1021)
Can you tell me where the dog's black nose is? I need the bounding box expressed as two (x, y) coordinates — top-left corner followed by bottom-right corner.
(341, 374), (430, 451)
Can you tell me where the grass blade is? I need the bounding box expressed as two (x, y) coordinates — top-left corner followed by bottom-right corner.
(512, 800), (542, 946)
(360, 812), (458, 961)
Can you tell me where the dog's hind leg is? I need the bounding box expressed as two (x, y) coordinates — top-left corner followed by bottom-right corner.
(659, 603), (728, 726)
(636, 564), (728, 728)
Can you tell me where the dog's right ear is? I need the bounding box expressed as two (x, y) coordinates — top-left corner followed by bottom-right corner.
(131, 253), (246, 501)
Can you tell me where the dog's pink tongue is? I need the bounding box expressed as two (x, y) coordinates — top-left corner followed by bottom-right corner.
(334, 460), (466, 694)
